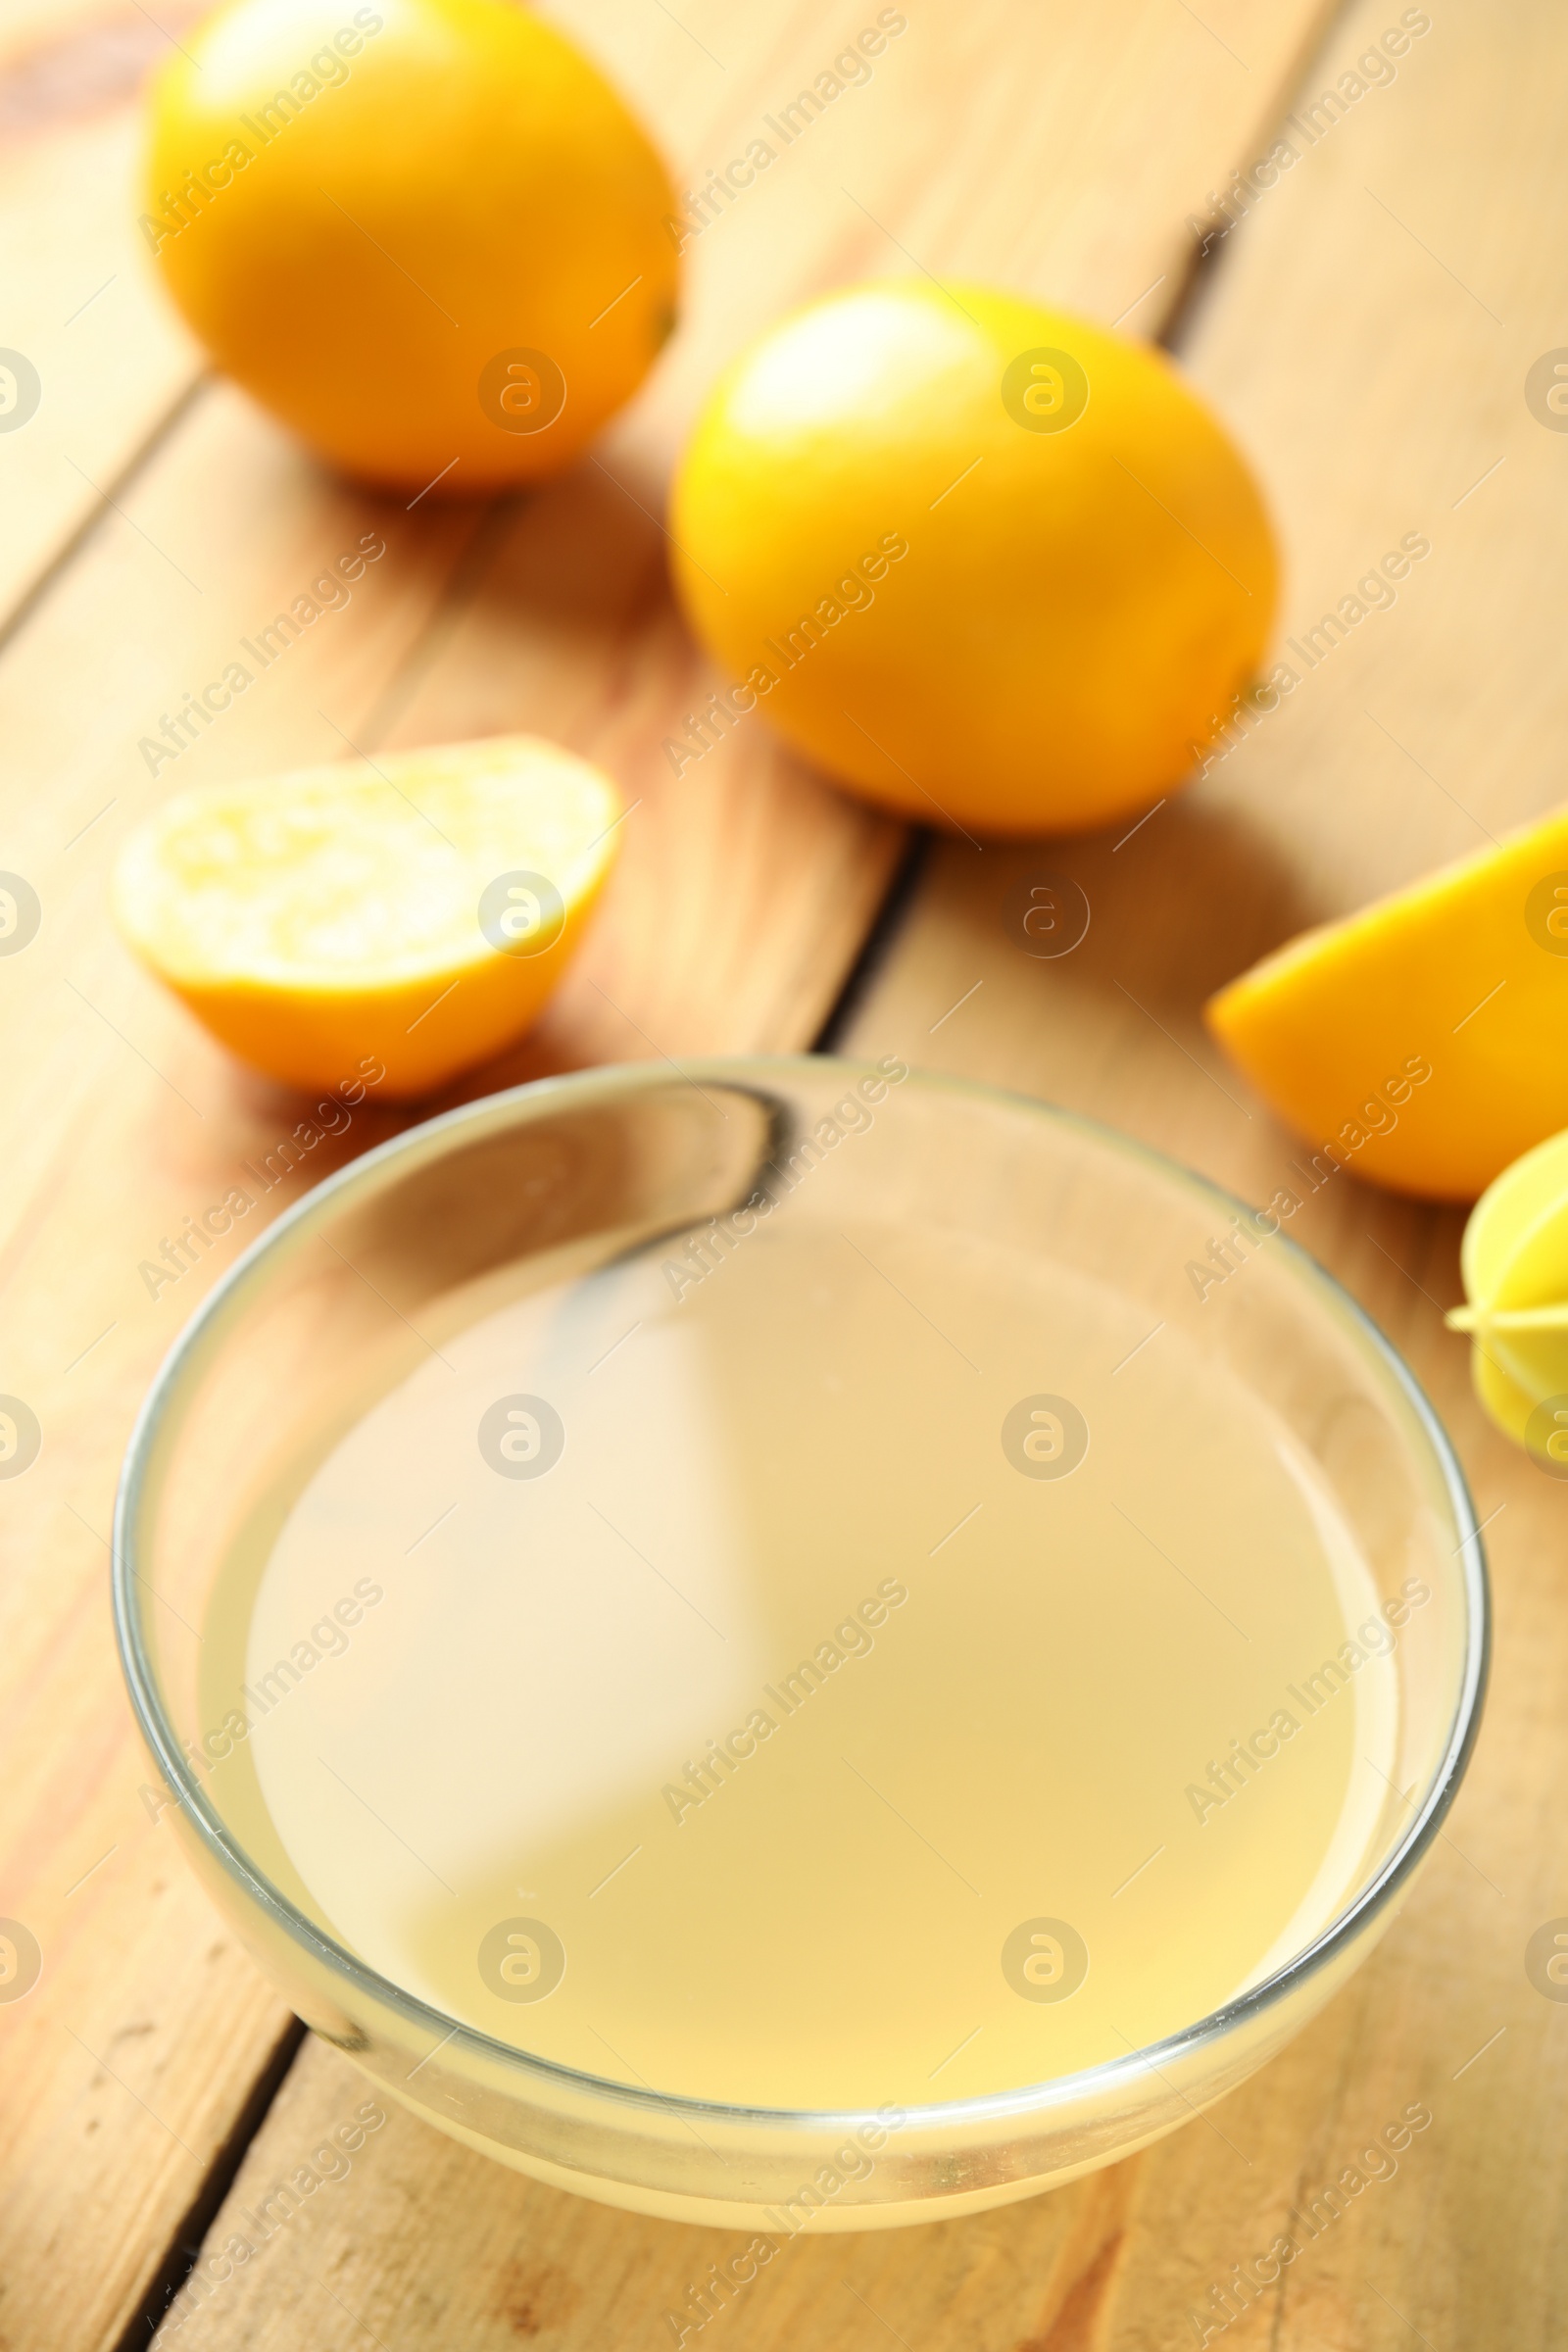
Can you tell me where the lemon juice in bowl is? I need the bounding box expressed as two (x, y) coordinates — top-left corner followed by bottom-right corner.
(120, 1061), (1483, 2223)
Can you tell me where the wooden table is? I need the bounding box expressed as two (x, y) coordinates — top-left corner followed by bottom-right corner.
(2, 0), (1562, 2342)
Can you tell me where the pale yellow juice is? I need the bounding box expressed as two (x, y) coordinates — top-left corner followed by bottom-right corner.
(200, 1212), (1407, 2112)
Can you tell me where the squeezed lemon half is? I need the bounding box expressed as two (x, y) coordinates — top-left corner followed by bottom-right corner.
(114, 735), (622, 1097)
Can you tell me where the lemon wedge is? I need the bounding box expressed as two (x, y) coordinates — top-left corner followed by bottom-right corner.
(1205, 805), (1568, 1200)
(115, 735), (622, 1098)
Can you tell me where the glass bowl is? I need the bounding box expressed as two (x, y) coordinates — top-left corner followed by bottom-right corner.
(114, 1056), (1488, 2230)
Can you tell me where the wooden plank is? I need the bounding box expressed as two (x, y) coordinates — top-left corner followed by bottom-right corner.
(0, 0), (954, 2319)
(829, 0), (1568, 2342)
(0, 0), (209, 631)
(0, 420), (898, 2352)
(0, 0), (1346, 633)
(0, 400), (483, 2352)
(50, 3), (1387, 2348)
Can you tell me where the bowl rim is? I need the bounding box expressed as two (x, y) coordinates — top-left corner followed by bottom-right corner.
(112, 1053), (1491, 2139)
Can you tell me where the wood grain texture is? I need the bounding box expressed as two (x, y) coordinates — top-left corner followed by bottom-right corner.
(837, 0), (1568, 2342)
(0, 0), (1334, 635)
(18, 0), (1494, 2342)
(0, 2), (1403, 2349)
(0, 0), (209, 632)
(0, 387), (901, 2352)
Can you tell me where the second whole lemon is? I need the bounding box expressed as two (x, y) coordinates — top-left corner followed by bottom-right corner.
(668, 281), (1277, 836)
(142, 0), (679, 491)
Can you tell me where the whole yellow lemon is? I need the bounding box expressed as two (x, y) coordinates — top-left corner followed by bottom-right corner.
(142, 0), (679, 492)
(669, 281), (1278, 836)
